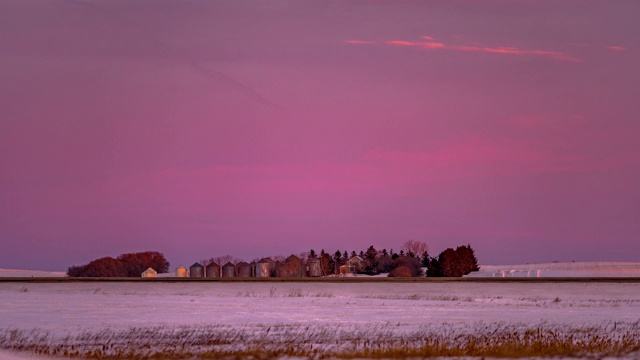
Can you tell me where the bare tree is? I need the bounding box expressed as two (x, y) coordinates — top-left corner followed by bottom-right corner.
(401, 240), (429, 260)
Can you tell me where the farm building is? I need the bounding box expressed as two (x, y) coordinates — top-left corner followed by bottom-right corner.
(339, 264), (350, 275)
(141, 268), (157, 278)
(190, 263), (205, 278)
(278, 255), (304, 277)
(308, 258), (321, 277)
(236, 262), (252, 277)
(205, 262), (220, 278)
(249, 261), (257, 277)
(222, 262), (236, 277)
(256, 258), (275, 277)
(175, 265), (188, 277)
(347, 256), (364, 274)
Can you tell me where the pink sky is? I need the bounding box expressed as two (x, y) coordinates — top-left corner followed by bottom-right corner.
(1, 1), (639, 270)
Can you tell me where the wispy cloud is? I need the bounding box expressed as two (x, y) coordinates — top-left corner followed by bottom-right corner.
(607, 45), (626, 51)
(344, 40), (375, 45)
(346, 36), (582, 62)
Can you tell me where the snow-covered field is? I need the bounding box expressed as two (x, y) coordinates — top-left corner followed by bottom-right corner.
(0, 269), (65, 278)
(1, 280), (639, 359)
(466, 262), (640, 278)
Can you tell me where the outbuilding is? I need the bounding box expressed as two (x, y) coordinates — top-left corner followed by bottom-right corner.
(190, 262), (205, 278)
(205, 262), (220, 278)
(222, 262), (236, 277)
(236, 262), (252, 277)
(175, 265), (188, 277)
(141, 267), (157, 278)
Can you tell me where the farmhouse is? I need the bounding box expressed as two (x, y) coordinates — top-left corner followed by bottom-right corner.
(347, 256), (364, 274)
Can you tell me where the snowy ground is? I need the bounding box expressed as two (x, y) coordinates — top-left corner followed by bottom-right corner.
(0, 269), (65, 278)
(466, 262), (640, 278)
(1, 281), (639, 359)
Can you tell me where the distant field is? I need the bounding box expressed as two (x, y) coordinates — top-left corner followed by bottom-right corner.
(1, 280), (639, 359)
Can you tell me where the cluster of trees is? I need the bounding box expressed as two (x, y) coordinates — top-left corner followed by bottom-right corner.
(67, 251), (170, 277)
(426, 245), (480, 277)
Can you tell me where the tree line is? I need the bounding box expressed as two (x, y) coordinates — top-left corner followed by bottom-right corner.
(66, 242), (479, 278)
(67, 251), (170, 277)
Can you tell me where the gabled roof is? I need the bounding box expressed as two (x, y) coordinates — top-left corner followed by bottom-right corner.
(190, 262), (204, 268)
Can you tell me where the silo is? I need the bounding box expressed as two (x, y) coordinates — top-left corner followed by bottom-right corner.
(205, 262), (220, 278)
(175, 265), (188, 277)
(190, 262), (205, 278)
(308, 258), (321, 277)
(236, 262), (252, 277)
(280, 255), (304, 277)
(256, 258), (275, 277)
(222, 262), (236, 277)
(249, 261), (257, 277)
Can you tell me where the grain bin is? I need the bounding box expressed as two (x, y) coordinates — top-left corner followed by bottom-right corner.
(249, 261), (257, 277)
(222, 262), (236, 277)
(205, 262), (220, 278)
(175, 265), (188, 277)
(236, 262), (252, 277)
(279, 255), (304, 277)
(308, 258), (321, 277)
(190, 262), (205, 278)
(256, 258), (275, 277)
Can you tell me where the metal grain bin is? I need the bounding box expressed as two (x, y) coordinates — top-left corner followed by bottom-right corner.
(308, 258), (321, 277)
(189, 262), (205, 278)
(222, 262), (236, 277)
(236, 262), (252, 278)
(175, 265), (188, 277)
(205, 262), (220, 278)
(256, 258), (275, 277)
(280, 255), (304, 278)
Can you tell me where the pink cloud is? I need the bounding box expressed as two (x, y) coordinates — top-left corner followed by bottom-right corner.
(349, 37), (582, 62)
(607, 45), (626, 51)
(385, 40), (415, 47)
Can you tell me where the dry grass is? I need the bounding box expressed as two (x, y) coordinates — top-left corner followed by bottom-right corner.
(2, 322), (639, 359)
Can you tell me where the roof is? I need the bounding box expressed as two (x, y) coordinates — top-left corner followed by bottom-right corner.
(286, 254), (301, 262)
(190, 262), (204, 268)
